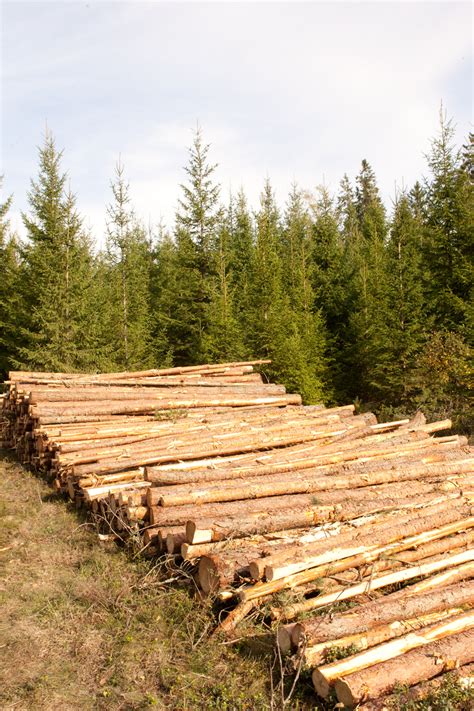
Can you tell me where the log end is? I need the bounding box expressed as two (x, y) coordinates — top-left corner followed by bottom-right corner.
(185, 520), (197, 543)
(312, 668), (331, 699)
(249, 560), (263, 580)
(334, 677), (359, 708)
(186, 522), (213, 544)
(198, 556), (219, 594)
(291, 622), (304, 647)
(276, 626), (294, 655)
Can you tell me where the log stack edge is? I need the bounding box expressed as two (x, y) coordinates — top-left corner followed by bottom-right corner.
(1, 360), (473, 707)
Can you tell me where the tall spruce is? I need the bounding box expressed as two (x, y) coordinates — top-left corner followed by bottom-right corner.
(202, 204), (245, 361)
(0, 179), (21, 376)
(379, 193), (427, 404)
(228, 189), (254, 335)
(280, 185), (327, 402)
(349, 160), (390, 402)
(424, 112), (474, 333)
(247, 180), (284, 358)
(105, 161), (153, 370)
(19, 132), (96, 371)
(149, 222), (176, 366)
(173, 127), (222, 363)
(309, 185), (351, 399)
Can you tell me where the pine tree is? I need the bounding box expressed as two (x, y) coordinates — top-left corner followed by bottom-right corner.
(105, 161), (153, 370)
(173, 127), (222, 363)
(19, 132), (96, 371)
(378, 193), (427, 404)
(228, 190), (254, 334)
(308, 185), (351, 400)
(349, 160), (390, 402)
(280, 185), (327, 402)
(0, 180), (21, 376)
(202, 207), (245, 361)
(424, 112), (474, 333)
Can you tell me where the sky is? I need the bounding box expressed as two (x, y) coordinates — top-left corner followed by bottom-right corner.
(1, 0), (472, 245)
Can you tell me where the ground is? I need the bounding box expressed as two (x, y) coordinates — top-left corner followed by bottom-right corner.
(0, 452), (277, 711)
(1, 452), (472, 711)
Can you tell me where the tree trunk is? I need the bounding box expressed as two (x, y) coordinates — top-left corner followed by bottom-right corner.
(334, 628), (474, 707)
(292, 579), (474, 647)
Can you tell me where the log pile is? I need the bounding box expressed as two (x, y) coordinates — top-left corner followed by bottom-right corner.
(1, 360), (473, 708)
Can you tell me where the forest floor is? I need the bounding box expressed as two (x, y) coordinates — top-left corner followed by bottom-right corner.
(0, 452), (280, 711)
(1, 452), (472, 711)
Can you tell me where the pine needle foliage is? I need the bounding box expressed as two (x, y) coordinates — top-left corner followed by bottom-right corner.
(105, 161), (153, 370)
(18, 132), (97, 372)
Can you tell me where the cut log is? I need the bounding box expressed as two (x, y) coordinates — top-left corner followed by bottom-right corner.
(157, 459), (474, 508)
(297, 550), (474, 613)
(213, 601), (256, 636)
(313, 609), (474, 698)
(292, 579), (474, 648)
(262, 499), (471, 582)
(82, 480), (151, 501)
(303, 606), (466, 668)
(334, 628), (474, 707)
(357, 662), (474, 710)
(146, 435), (466, 485)
(166, 530), (188, 554)
(239, 523), (474, 603)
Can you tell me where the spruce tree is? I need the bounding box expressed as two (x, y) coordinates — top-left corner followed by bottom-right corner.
(202, 207), (245, 361)
(247, 180), (284, 357)
(149, 223), (176, 366)
(0, 180), (21, 376)
(248, 181), (326, 402)
(424, 113), (474, 333)
(105, 161), (153, 370)
(378, 193), (427, 404)
(349, 160), (390, 403)
(173, 127), (222, 363)
(19, 132), (96, 371)
(281, 185), (327, 402)
(309, 185), (351, 400)
(228, 190), (254, 336)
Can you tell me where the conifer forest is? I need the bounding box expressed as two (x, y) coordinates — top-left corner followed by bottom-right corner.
(1, 115), (472, 434)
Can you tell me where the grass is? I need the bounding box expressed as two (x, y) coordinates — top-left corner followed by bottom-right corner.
(2, 452), (471, 711)
(0, 452), (272, 710)
(391, 674), (474, 710)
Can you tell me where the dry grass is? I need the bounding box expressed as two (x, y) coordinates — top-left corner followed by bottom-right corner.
(3, 453), (467, 711)
(0, 452), (274, 710)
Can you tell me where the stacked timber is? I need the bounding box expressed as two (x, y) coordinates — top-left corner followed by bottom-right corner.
(1, 361), (474, 708)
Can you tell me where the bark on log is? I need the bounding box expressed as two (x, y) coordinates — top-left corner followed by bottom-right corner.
(213, 601), (256, 637)
(251, 500), (467, 580)
(239, 520), (474, 602)
(334, 628), (474, 707)
(313, 609), (474, 698)
(292, 579), (474, 647)
(302, 606), (466, 668)
(145, 435), (465, 485)
(262, 500), (471, 582)
(299, 551), (474, 614)
(157, 460), (474, 508)
(357, 662), (474, 710)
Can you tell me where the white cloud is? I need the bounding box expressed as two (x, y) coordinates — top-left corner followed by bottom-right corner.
(2, 1), (472, 242)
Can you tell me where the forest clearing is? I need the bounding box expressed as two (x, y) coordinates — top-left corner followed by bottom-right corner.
(2, 361), (473, 709)
(1, 3), (472, 709)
